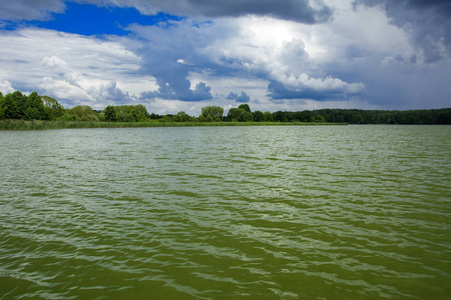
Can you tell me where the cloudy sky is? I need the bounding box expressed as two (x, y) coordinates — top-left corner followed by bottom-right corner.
(0, 0), (449, 115)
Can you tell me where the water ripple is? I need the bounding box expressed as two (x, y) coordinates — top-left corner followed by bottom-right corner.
(0, 126), (450, 299)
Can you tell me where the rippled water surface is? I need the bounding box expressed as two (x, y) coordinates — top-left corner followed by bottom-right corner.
(1, 125), (450, 299)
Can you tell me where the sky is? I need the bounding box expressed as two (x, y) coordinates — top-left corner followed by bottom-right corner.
(0, 0), (450, 115)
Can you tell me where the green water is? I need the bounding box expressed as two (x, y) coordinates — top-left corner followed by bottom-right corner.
(1, 125), (450, 299)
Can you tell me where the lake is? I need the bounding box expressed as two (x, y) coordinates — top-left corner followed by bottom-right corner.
(0, 125), (450, 299)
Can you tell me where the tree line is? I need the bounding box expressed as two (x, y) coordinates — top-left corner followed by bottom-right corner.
(1, 91), (450, 124)
(270, 108), (451, 124)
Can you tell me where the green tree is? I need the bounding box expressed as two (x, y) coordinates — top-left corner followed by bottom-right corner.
(104, 105), (117, 122)
(437, 108), (451, 124)
(111, 104), (150, 122)
(15, 91), (28, 119)
(159, 115), (173, 122)
(64, 105), (99, 121)
(0, 92), (4, 119)
(134, 104), (150, 121)
(116, 109), (136, 122)
(272, 111), (285, 122)
(350, 112), (364, 124)
(1, 91), (25, 119)
(150, 113), (161, 120)
(314, 114), (326, 123)
(42, 95), (65, 119)
(226, 107), (253, 122)
(226, 108), (240, 121)
(201, 106), (224, 120)
(25, 91), (48, 120)
(253, 110), (264, 122)
(238, 103), (251, 113)
(298, 110), (313, 122)
(173, 111), (190, 122)
(263, 111), (273, 122)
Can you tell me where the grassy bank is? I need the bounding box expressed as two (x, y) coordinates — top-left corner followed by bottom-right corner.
(0, 119), (347, 130)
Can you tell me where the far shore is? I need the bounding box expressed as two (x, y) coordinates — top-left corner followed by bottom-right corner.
(0, 119), (348, 130)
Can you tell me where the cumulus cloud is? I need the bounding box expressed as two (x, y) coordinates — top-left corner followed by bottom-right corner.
(227, 91), (251, 103)
(41, 55), (67, 68)
(278, 73), (365, 93)
(0, 28), (144, 108)
(38, 75), (136, 107)
(192, 15), (366, 102)
(0, 80), (15, 94)
(38, 76), (92, 104)
(92, 81), (135, 102)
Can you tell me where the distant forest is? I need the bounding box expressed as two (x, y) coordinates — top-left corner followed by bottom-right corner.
(1, 90), (450, 124)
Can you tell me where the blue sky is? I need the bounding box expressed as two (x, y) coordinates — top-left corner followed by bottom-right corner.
(28, 2), (183, 36)
(0, 0), (450, 115)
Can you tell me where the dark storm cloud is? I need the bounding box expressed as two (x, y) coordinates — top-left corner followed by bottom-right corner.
(184, 0), (333, 23)
(141, 79), (213, 102)
(227, 91), (251, 103)
(85, 0), (333, 24)
(0, 0), (333, 24)
(266, 81), (364, 102)
(354, 0), (451, 62)
(267, 81), (336, 101)
(138, 55), (213, 102)
(401, 0), (451, 14)
(131, 20), (214, 102)
(0, 0), (65, 21)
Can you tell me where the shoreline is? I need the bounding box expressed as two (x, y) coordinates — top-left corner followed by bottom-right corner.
(0, 120), (348, 130)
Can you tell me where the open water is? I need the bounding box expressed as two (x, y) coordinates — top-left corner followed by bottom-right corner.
(0, 125), (450, 299)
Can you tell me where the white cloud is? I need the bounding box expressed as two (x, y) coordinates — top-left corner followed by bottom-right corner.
(39, 76), (92, 103)
(319, 2), (412, 63)
(41, 55), (67, 68)
(0, 80), (15, 94)
(0, 28), (154, 108)
(277, 73), (365, 94)
(194, 15), (367, 100)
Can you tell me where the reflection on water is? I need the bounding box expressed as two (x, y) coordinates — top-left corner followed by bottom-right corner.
(1, 125), (450, 299)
